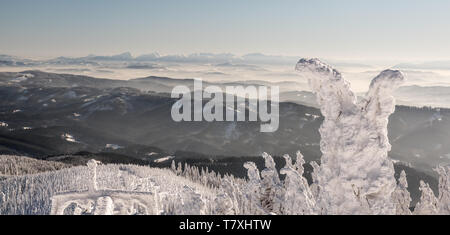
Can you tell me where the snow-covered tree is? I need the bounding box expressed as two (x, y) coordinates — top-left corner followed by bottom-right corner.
(282, 154), (294, 169)
(280, 152), (316, 214)
(213, 192), (235, 215)
(0, 192), (5, 205)
(414, 180), (438, 215)
(391, 170), (412, 215)
(176, 162), (182, 176)
(178, 185), (206, 215)
(86, 159), (101, 191)
(295, 58), (404, 214)
(242, 161), (265, 214)
(260, 152), (284, 214)
(294, 151), (305, 175)
(435, 165), (450, 214)
(214, 178), (240, 215)
(170, 160), (176, 173)
(309, 161), (320, 200)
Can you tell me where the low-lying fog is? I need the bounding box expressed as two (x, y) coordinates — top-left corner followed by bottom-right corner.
(2, 53), (450, 108)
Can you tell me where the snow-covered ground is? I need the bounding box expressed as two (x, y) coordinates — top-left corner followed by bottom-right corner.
(0, 152), (448, 215)
(61, 133), (77, 143)
(153, 156), (175, 163)
(0, 160), (218, 215)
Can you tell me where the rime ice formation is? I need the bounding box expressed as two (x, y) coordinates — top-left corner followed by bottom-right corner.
(295, 58), (405, 214)
(391, 170), (412, 215)
(280, 152), (316, 214)
(242, 161), (265, 214)
(260, 152), (283, 214)
(86, 159), (101, 191)
(50, 159), (160, 215)
(1, 152), (449, 215)
(282, 154), (294, 169)
(435, 165), (450, 214)
(0, 192), (5, 204)
(309, 161), (320, 199)
(294, 151), (305, 175)
(414, 181), (439, 215)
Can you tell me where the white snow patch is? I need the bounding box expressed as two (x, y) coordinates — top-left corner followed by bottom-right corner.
(11, 73), (33, 83)
(105, 144), (123, 150)
(62, 133), (77, 143)
(0, 122), (8, 127)
(153, 156), (175, 163)
(305, 113), (320, 119)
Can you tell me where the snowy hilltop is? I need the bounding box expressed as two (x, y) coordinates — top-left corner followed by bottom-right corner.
(0, 59), (449, 215)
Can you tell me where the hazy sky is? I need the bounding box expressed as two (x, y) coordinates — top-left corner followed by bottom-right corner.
(1, 0), (450, 61)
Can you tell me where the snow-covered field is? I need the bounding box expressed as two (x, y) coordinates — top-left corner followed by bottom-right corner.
(0, 152), (448, 215)
(0, 159), (219, 215)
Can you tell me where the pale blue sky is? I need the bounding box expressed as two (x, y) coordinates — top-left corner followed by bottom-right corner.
(1, 0), (450, 61)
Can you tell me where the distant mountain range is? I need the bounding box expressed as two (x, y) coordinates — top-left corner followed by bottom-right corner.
(0, 52), (301, 66)
(0, 52), (380, 68)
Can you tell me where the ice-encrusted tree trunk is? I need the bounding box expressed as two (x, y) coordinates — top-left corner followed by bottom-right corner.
(435, 165), (450, 214)
(391, 170), (412, 215)
(295, 58), (405, 214)
(414, 181), (438, 215)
